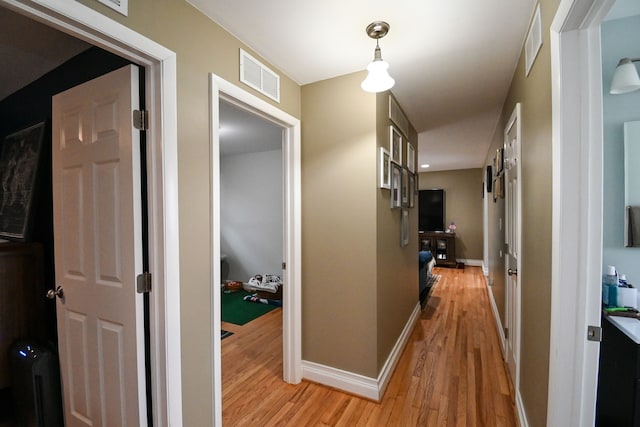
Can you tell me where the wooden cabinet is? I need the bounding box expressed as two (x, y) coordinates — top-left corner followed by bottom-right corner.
(596, 316), (640, 426)
(418, 232), (456, 268)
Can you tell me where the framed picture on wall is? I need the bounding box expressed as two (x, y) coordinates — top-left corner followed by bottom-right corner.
(401, 168), (409, 206)
(379, 147), (391, 189)
(0, 122), (45, 241)
(407, 143), (415, 173)
(391, 163), (402, 208)
(390, 125), (403, 164)
(401, 209), (409, 247)
(408, 173), (415, 208)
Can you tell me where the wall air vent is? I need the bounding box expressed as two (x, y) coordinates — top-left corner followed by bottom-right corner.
(240, 49), (281, 103)
(525, 4), (542, 76)
(94, 0), (128, 16)
(389, 95), (409, 138)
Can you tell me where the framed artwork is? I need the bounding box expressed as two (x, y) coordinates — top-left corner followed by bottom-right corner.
(401, 168), (409, 206)
(390, 125), (403, 164)
(407, 143), (415, 173)
(408, 173), (415, 208)
(494, 148), (504, 175)
(401, 209), (409, 247)
(391, 163), (402, 209)
(0, 122), (45, 241)
(379, 147), (391, 189)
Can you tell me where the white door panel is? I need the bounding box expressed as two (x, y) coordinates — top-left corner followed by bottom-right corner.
(52, 64), (145, 427)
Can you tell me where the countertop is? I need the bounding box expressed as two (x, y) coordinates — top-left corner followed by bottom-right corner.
(606, 315), (640, 344)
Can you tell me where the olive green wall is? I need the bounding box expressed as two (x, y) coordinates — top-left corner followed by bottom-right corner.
(301, 77), (419, 379)
(484, 0), (560, 425)
(484, 123), (507, 326)
(73, 1), (301, 425)
(419, 169), (484, 261)
(301, 71), (378, 376)
(376, 93), (419, 372)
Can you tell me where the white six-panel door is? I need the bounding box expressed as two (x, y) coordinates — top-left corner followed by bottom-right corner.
(52, 65), (146, 427)
(504, 103), (521, 390)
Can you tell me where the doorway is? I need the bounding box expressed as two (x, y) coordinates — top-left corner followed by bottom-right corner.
(548, 0), (611, 425)
(0, 1), (181, 425)
(209, 74), (301, 425)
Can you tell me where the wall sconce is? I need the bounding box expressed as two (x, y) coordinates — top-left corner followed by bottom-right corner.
(610, 57), (640, 94)
(361, 21), (395, 93)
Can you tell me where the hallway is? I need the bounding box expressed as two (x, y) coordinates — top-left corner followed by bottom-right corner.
(222, 266), (517, 426)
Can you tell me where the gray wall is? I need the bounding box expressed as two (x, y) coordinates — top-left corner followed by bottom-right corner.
(602, 14), (640, 285)
(220, 149), (283, 282)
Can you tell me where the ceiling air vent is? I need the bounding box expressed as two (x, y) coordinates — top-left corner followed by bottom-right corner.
(240, 49), (280, 103)
(525, 4), (542, 76)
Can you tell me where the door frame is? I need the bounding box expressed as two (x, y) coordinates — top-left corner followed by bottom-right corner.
(209, 74), (302, 426)
(1, 0), (182, 425)
(504, 103), (522, 406)
(548, 0), (613, 425)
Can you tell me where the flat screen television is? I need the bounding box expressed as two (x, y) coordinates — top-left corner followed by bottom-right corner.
(419, 189), (445, 232)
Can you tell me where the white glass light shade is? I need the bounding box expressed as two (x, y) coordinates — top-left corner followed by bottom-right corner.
(610, 59), (640, 94)
(361, 60), (395, 93)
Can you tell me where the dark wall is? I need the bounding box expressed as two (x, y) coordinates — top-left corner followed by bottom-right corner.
(0, 46), (133, 345)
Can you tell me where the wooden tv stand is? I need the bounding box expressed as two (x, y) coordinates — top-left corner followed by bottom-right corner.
(418, 231), (457, 268)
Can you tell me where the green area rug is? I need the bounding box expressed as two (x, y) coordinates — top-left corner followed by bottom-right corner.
(221, 290), (278, 325)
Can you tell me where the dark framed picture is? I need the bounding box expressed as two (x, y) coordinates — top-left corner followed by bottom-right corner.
(408, 173), (415, 208)
(391, 163), (402, 209)
(486, 165), (493, 192)
(0, 122), (45, 240)
(390, 125), (402, 164)
(401, 168), (409, 206)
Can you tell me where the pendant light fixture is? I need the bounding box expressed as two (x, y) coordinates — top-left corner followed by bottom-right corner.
(610, 57), (640, 95)
(361, 21), (395, 93)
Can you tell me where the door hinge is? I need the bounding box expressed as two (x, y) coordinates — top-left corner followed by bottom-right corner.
(282, 262), (286, 270)
(504, 327), (509, 339)
(137, 272), (152, 293)
(133, 109), (149, 131)
(587, 325), (602, 342)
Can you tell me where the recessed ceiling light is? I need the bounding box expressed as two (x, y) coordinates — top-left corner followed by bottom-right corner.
(421, 164), (430, 169)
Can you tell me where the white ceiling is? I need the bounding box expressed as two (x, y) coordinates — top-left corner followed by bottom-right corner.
(187, 0), (539, 171)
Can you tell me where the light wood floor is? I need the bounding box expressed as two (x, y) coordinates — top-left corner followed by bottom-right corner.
(221, 266), (517, 426)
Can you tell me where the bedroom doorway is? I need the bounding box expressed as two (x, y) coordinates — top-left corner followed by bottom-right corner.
(209, 74), (301, 425)
(0, 2), (181, 425)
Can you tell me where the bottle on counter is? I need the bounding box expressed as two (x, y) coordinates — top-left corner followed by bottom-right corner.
(603, 266), (618, 306)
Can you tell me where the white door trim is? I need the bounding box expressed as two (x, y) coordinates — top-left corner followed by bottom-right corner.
(209, 74), (302, 426)
(548, 0), (613, 425)
(1, 1), (182, 425)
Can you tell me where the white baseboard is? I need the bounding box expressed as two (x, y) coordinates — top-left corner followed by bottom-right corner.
(302, 303), (421, 401)
(485, 273), (526, 426)
(301, 361), (379, 400)
(482, 263), (489, 276)
(516, 389), (529, 427)
(458, 258), (483, 267)
(487, 281), (506, 352)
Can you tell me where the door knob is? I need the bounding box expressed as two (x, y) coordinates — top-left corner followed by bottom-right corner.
(46, 286), (64, 300)
(508, 268), (518, 276)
